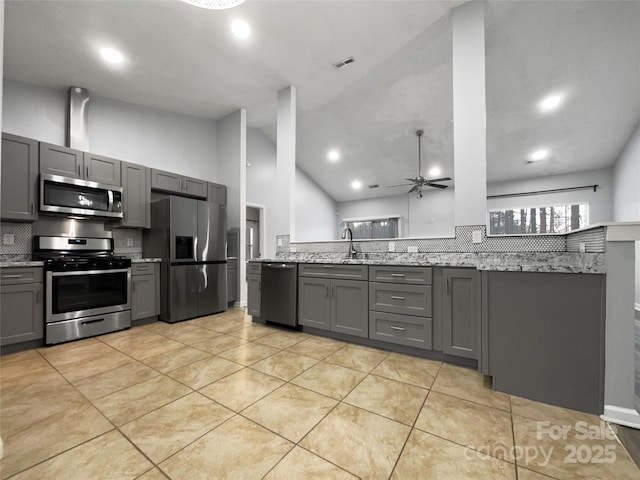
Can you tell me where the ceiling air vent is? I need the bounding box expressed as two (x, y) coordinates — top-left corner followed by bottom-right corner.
(333, 56), (355, 69)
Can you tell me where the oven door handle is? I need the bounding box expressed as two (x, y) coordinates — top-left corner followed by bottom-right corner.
(49, 268), (131, 277)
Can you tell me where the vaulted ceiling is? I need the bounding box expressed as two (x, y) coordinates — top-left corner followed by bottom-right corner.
(4, 0), (640, 202)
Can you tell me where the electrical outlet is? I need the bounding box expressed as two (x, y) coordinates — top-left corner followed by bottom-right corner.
(126, 238), (134, 247)
(388, 241), (395, 252)
(472, 230), (483, 244)
(289, 246), (297, 253)
(579, 242), (586, 253)
(407, 246), (418, 253)
(2, 234), (15, 246)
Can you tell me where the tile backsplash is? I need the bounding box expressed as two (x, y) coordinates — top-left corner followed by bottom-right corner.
(0, 222), (33, 255)
(112, 229), (143, 256)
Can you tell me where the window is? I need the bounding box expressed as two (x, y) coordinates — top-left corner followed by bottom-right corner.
(488, 204), (588, 235)
(345, 218), (399, 239)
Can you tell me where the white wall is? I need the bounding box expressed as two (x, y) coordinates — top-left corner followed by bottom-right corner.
(487, 167), (614, 225)
(246, 127), (278, 258)
(2, 80), (218, 181)
(336, 188), (455, 239)
(613, 121), (640, 307)
(295, 168), (337, 242)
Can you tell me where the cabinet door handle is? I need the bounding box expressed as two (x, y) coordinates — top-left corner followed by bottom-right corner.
(86, 166), (89, 178)
(258, 280), (261, 291)
(133, 281), (136, 292)
(77, 165), (81, 177)
(391, 326), (405, 331)
(325, 285), (329, 298)
(390, 295), (405, 300)
(390, 273), (405, 277)
(36, 289), (40, 303)
(322, 265), (335, 269)
(446, 278), (450, 294)
(2, 274), (22, 279)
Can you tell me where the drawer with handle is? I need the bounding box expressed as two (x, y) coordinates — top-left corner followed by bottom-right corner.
(369, 266), (432, 285)
(247, 262), (262, 275)
(132, 263), (158, 276)
(369, 311), (432, 349)
(369, 282), (431, 317)
(1, 267), (43, 285)
(299, 263), (368, 280)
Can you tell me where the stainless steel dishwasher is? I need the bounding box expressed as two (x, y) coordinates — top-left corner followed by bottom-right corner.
(260, 263), (298, 327)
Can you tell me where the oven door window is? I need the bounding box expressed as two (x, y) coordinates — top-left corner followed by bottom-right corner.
(44, 180), (110, 212)
(51, 271), (128, 314)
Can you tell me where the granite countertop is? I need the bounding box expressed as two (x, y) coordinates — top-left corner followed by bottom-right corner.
(0, 260), (45, 268)
(250, 251), (605, 274)
(131, 257), (162, 263)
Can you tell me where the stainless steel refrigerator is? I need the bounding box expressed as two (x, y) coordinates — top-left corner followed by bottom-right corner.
(143, 196), (227, 323)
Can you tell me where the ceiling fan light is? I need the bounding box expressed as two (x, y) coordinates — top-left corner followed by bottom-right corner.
(428, 167), (441, 177)
(181, 0), (245, 9)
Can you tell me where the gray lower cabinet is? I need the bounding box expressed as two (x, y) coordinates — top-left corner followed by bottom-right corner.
(120, 162), (150, 228)
(298, 273), (368, 338)
(485, 271), (605, 414)
(0, 267), (44, 346)
(227, 259), (238, 304)
(368, 266), (433, 349)
(247, 273), (261, 317)
(40, 143), (121, 186)
(1, 133), (39, 221)
(131, 263), (159, 321)
(441, 268), (480, 360)
(151, 169), (208, 199)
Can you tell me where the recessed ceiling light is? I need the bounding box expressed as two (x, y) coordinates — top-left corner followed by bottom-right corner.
(182, 0), (245, 9)
(327, 150), (340, 162)
(538, 93), (564, 113)
(351, 180), (362, 190)
(428, 167), (441, 177)
(100, 47), (124, 64)
(231, 19), (251, 39)
(529, 149), (549, 162)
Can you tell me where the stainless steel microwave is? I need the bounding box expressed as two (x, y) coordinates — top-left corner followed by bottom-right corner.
(40, 174), (123, 219)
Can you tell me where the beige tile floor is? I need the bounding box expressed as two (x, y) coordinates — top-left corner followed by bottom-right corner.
(1, 307), (639, 479)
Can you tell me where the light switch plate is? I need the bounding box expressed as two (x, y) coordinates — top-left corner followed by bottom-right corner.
(126, 238), (134, 247)
(579, 242), (586, 253)
(388, 241), (395, 252)
(407, 246), (418, 253)
(2, 234), (15, 246)
(472, 230), (483, 244)
(277, 238), (283, 247)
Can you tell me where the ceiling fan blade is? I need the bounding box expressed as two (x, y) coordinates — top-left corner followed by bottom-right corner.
(408, 185), (419, 194)
(428, 177), (452, 183)
(425, 183), (448, 189)
(405, 178), (417, 183)
(387, 183), (413, 188)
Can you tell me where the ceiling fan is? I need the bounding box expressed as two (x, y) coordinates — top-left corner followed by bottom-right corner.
(388, 130), (452, 198)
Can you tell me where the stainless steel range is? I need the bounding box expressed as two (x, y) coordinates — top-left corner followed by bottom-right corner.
(34, 236), (131, 345)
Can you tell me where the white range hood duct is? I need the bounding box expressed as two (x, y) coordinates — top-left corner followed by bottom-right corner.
(67, 86), (90, 151)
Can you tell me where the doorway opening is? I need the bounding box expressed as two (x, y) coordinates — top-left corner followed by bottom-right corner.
(246, 205), (264, 260)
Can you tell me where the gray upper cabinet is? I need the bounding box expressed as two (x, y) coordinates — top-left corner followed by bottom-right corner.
(82, 152), (121, 186)
(1, 133), (39, 221)
(151, 168), (207, 199)
(208, 182), (227, 205)
(40, 143), (121, 186)
(442, 268), (480, 360)
(120, 161), (150, 228)
(40, 142), (84, 179)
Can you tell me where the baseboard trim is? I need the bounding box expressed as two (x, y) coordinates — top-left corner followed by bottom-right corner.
(602, 405), (640, 429)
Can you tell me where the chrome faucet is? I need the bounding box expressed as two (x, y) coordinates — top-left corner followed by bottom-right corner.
(341, 227), (358, 259)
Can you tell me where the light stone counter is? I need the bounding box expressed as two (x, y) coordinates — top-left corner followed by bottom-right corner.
(251, 251), (606, 274)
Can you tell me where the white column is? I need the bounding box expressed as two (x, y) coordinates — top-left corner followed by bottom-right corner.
(452, 1), (487, 226)
(276, 86), (296, 240)
(216, 109), (247, 305)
